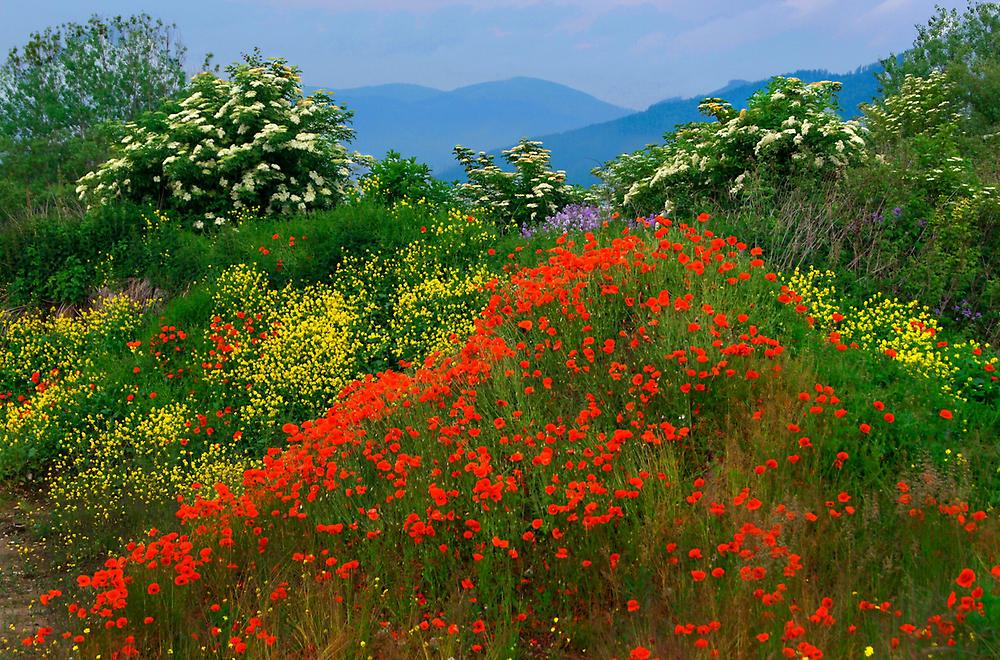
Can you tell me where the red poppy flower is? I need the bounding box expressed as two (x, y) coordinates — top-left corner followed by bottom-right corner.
(956, 569), (976, 589)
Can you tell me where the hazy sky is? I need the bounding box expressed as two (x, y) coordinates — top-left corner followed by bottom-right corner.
(0, 0), (967, 109)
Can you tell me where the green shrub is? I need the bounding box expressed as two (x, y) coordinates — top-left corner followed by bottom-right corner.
(879, 1), (1000, 132)
(865, 71), (966, 143)
(860, 71), (999, 337)
(0, 14), (191, 224)
(359, 151), (455, 208)
(76, 52), (364, 222)
(0, 202), (149, 306)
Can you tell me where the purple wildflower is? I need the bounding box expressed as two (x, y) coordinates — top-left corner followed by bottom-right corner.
(522, 205), (606, 237)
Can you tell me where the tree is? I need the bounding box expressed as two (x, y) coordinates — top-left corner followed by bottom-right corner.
(879, 1), (1000, 130)
(0, 14), (188, 142)
(0, 14), (192, 220)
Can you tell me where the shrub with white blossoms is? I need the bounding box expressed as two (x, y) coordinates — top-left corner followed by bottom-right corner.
(76, 52), (364, 220)
(864, 71), (966, 142)
(596, 77), (869, 215)
(453, 139), (583, 232)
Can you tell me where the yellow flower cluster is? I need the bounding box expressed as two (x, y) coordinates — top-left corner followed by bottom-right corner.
(0, 372), (101, 477)
(47, 402), (250, 554)
(786, 267), (996, 398)
(0, 295), (149, 377)
(332, 236), (501, 365)
(143, 208), (176, 231)
(358, 172), (382, 198)
(331, 250), (396, 361)
(391, 259), (496, 360)
(206, 264), (359, 427)
(0, 297), (150, 475)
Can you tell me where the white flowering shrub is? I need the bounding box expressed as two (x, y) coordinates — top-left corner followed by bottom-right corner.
(76, 53), (363, 222)
(863, 71), (980, 201)
(453, 139), (583, 232)
(596, 77), (869, 215)
(864, 72), (965, 141)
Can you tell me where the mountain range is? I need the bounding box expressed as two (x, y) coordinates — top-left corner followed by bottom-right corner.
(309, 63), (884, 186)
(305, 77), (634, 174)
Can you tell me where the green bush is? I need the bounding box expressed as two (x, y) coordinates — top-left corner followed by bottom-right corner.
(0, 202), (149, 306)
(359, 151), (455, 208)
(0, 14), (191, 224)
(860, 71), (999, 337)
(76, 52), (364, 222)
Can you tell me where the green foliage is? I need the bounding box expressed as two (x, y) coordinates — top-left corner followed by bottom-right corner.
(879, 1), (1000, 131)
(596, 77), (869, 217)
(359, 151), (454, 208)
(0, 14), (187, 142)
(0, 202), (150, 306)
(77, 52), (363, 220)
(0, 125), (115, 223)
(0, 14), (190, 223)
(453, 139), (583, 232)
(860, 71), (999, 336)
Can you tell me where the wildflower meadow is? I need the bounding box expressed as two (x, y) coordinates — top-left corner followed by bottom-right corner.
(1, 3), (999, 659)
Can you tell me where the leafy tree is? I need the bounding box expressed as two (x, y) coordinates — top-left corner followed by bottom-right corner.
(879, 1), (1000, 130)
(0, 14), (193, 220)
(0, 14), (189, 141)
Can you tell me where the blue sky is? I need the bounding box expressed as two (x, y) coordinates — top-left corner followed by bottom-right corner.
(0, 0), (967, 109)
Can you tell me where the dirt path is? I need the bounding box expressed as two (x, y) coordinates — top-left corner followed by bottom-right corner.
(0, 494), (50, 655)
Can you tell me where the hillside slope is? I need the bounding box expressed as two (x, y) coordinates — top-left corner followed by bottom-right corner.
(24, 215), (999, 658)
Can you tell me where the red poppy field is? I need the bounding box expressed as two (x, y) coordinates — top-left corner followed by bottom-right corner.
(16, 216), (999, 659)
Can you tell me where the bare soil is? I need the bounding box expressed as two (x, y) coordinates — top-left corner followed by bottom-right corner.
(0, 493), (51, 656)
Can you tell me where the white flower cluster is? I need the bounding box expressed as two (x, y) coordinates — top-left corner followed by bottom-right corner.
(454, 139), (577, 228)
(863, 71), (981, 198)
(600, 77), (869, 212)
(864, 71), (965, 140)
(76, 57), (360, 218)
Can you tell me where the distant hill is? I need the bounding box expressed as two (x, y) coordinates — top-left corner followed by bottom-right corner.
(439, 63), (884, 185)
(304, 77), (635, 173)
